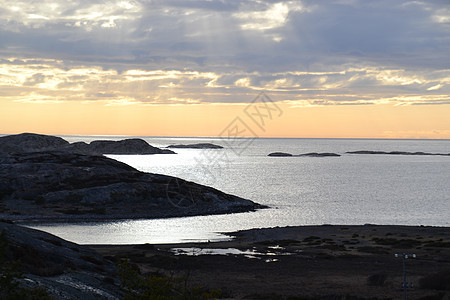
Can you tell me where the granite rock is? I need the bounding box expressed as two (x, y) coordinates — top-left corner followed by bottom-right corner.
(0, 151), (264, 221)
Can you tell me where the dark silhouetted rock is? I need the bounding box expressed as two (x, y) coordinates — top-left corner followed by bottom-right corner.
(64, 139), (175, 155)
(0, 133), (69, 153)
(0, 151), (264, 221)
(167, 143), (223, 149)
(268, 152), (340, 157)
(0, 133), (175, 155)
(299, 152), (341, 157)
(268, 152), (293, 157)
(347, 150), (450, 156)
(0, 221), (121, 299)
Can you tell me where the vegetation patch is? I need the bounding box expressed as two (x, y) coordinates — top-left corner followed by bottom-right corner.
(315, 244), (347, 251)
(256, 239), (300, 247)
(423, 241), (450, 248)
(117, 259), (223, 299)
(356, 246), (389, 254)
(371, 237), (422, 249)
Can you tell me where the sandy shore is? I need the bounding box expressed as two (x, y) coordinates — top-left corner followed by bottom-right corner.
(90, 224), (450, 299)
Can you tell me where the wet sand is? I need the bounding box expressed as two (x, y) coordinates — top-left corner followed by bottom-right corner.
(91, 224), (450, 299)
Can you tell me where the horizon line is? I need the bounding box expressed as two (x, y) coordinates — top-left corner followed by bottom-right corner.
(1, 132), (449, 141)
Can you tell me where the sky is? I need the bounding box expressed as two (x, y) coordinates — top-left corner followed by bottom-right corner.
(1, 0), (450, 138)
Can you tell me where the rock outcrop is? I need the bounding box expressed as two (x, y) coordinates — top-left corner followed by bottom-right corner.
(0, 133), (69, 153)
(167, 143), (223, 149)
(268, 152), (341, 157)
(299, 152), (341, 157)
(0, 133), (175, 155)
(268, 152), (293, 157)
(347, 150), (450, 156)
(0, 221), (121, 299)
(0, 151), (264, 222)
(63, 139), (175, 155)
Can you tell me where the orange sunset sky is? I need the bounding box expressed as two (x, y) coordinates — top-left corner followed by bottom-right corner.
(1, 1), (449, 139)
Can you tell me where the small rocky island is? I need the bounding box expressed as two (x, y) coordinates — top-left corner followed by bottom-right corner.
(167, 143), (223, 149)
(0, 133), (263, 222)
(347, 150), (450, 156)
(268, 152), (341, 157)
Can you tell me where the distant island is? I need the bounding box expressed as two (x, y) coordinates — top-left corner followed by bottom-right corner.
(0, 133), (264, 222)
(347, 150), (450, 156)
(268, 152), (341, 157)
(269, 150), (450, 157)
(167, 143), (223, 149)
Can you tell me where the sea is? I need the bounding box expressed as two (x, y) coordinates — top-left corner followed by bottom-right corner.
(28, 136), (450, 244)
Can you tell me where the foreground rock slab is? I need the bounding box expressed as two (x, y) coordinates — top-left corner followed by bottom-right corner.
(0, 221), (121, 300)
(0, 151), (264, 222)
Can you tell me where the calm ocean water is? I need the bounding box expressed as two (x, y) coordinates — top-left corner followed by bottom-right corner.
(29, 136), (450, 244)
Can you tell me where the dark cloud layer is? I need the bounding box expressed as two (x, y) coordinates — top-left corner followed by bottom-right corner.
(0, 0), (449, 105)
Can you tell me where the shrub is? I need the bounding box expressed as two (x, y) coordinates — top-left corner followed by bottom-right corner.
(117, 259), (222, 299)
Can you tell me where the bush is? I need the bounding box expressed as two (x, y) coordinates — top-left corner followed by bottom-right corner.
(117, 259), (222, 299)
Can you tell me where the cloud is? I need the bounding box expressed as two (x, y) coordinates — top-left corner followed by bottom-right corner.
(23, 73), (48, 86)
(0, 0), (449, 107)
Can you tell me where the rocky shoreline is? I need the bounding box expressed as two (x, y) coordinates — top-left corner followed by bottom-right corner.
(116, 224), (449, 299)
(0, 151), (264, 222)
(2, 221), (449, 299)
(0, 221), (122, 299)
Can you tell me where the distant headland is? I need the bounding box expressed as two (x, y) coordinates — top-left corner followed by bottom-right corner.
(0, 132), (175, 155)
(167, 143), (223, 149)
